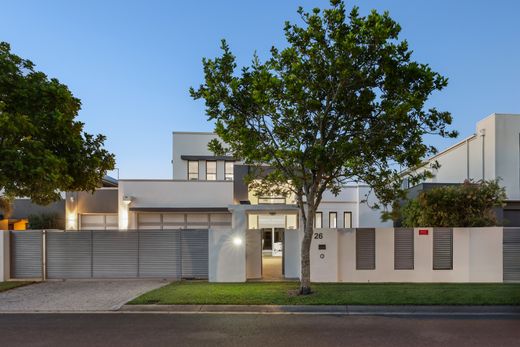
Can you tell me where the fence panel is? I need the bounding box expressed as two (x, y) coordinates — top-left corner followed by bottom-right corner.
(11, 230), (42, 279)
(139, 230), (181, 278)
(47, 231), (92, 279)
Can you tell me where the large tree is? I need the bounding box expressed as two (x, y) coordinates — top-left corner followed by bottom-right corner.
(191, 0), (456, 294)
(0, 42), (115, 208)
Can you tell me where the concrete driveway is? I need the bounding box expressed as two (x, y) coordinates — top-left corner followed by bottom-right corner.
(0, 280), (169, 312)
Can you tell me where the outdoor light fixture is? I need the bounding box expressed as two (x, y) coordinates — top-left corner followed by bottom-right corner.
(122, 195), (134, 205)
(233, 236), (242, 246)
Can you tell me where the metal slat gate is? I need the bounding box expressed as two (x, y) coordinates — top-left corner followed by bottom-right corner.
(11, 230), (43, 279)
(504, 228), (520, 282)
(181, 229), (209, 278)
(12, 230), (207, 280)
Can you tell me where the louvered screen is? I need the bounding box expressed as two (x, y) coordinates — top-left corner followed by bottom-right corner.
(394, 228), (414, 270)
(504, 228), (520, 282)
(356, 228), (375, 270)
(433, 228), (453, 270)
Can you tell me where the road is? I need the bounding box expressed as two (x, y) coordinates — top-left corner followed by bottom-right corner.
(0, 313), (518, 346)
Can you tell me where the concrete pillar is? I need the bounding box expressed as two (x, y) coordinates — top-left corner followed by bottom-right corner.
(208, 207), (246, 282)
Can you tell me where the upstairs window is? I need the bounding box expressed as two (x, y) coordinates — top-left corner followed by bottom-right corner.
(315, 212), (323, 228)
(188, 161), (199, 180)
(329, 212), (337, 228)
(344, 211), (352, 228)
(206, 161), (217, 180)
(225, 161), (234, 181)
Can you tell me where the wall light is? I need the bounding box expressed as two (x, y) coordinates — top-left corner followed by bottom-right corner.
(123, 195), (133, 205)
(233, 236), (242, 246)
(67, 213), (77, 230)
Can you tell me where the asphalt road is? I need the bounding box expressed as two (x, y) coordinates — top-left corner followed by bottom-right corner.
(0, 313), (519, 347)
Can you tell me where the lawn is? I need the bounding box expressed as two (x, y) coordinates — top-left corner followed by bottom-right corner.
(130, 282), (520, 305)
(0, 281), (32, 293)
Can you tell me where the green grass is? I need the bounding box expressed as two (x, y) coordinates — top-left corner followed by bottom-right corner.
(130, 282), (520, 306)
(0, 281), (33, 293)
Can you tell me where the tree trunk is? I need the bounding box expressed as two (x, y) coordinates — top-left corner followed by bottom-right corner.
(299, 209), (314, 295)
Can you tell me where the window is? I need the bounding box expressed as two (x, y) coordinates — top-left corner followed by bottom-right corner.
(258, 197), (286, 204)
(188, 161), (199, 180)
(344, 211), (352, 228)
(315, 212), (323, 228)
(433, 228), (453, 270)
(356, 228), (375, 270)
(206, 161), (217, 180)
(394, 228), (414, 270)
(225, 161), (234, 181)
(329, 212), (337, 228)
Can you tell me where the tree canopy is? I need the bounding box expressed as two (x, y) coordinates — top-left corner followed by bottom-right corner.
(0, 42), (115, 206)
(191, 0), (456, 293)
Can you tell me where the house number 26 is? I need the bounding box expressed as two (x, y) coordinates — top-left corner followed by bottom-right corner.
(313, 233), (323, 239)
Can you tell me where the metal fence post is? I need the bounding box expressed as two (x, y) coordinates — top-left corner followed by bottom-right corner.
(42, 230), (46, 281)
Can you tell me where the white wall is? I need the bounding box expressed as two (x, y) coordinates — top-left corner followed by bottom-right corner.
(495, 115), (520, 199)
(172, 132), (220, 180)
(209, 209), (247, 282)
(118, 180), (233, 229)
(305, 227), (504, 283)
(316, 186), (391, 228)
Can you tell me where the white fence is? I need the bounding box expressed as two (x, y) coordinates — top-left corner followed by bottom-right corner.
(310, 227), (508, 283)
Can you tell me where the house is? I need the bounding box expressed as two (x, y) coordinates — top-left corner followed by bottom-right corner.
(2, 113), (519, 283)
(403, 113), (520, 226)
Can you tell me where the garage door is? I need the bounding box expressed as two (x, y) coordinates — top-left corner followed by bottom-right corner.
(137, 212), (231, 230)
(80, 214), (118, 230)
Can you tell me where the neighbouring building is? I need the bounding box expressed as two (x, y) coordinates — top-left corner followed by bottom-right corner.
(403, 113), (520, 226)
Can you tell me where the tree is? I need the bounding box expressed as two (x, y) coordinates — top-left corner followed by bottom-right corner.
(396, 180), (506, 227)
(190, 0), (456, 294)
(0, 42), (115, 208)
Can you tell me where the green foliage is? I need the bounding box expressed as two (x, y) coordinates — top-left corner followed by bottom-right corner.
(191, 0), (455, 211)
(191, 0), (456, 291)
(28, 213), (62, 229)
(0, 42), (115, 205)
(0, 196), (12, 218)
(399, 180), (506, 227)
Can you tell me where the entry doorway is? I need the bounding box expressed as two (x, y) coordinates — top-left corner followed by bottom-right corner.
(261, 227), (284, 280)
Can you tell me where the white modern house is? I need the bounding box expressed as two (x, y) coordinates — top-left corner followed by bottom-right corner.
(2, 113), (519, 283)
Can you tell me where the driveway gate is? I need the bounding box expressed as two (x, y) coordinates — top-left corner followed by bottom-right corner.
(11, 229), (208, 280)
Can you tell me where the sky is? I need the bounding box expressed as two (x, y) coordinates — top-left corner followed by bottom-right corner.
(1, 0), (519, 179)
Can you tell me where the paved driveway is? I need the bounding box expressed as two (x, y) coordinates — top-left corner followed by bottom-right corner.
(0, 280), (169, 312)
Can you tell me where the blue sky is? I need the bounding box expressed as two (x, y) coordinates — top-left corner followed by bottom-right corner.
(1, 1), (519, 179)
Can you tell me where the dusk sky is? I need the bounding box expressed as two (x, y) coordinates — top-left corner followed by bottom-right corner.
(1, 0), (519, 179)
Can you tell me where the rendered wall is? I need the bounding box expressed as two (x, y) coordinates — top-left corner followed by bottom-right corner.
(209, 210), (246, 282)
(118, 180), (233, 229)
(495, 115), (520, 199)
(306, 227), (503, 283)
(172, 132), (220, 180)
